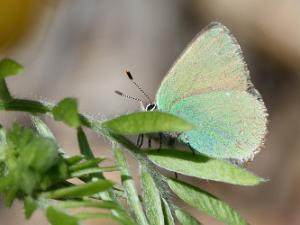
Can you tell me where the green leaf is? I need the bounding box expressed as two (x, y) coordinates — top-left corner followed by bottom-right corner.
(71, 166), (118, 177)
(46, 206), (80, 225)
(66, 155), (83, 165)
(75, 212), (115, 220)
(39, 159), (69, 190)
(175, 208), (203, 225)
(20, 136), (59, 173)
(77, 127), (94, 159)
(44, 180), (113, 198)
(161, 198), (175, 225)
(103, 111), (193, 135)
(0, 176), (12, 192)
(4, 187), (17, 207)
(58, 200), (121, 210)
(24, 196), (38, 219)
(6, 124), (59, 172)
(59, 200), (136, 225)
(52, 98), (80, 128)
(69, 158), (105, 172)
(0, 99), (50, 113)
(74, 211), (138, 225)
(31, 116), (56, 140)
(113, 145), (149, 225)
(3, 124), (60, 194)
(141, 167), (164, 225)
(168, 179), (249, 225)
(0, 58), (23, 79)
(147, 149), (264, 186)
(31, 115), (66, 156)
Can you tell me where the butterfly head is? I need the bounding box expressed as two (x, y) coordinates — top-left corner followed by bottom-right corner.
(145, 103), (157, 111)
(116, 70), (155, 111)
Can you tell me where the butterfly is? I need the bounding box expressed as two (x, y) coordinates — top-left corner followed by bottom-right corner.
(117, 22), (267, 162)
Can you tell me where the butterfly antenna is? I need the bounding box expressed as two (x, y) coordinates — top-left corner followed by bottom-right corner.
(115, 90), (145, 104)
(125, 70), (152, 102)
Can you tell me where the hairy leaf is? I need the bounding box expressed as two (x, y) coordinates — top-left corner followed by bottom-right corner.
(103, 111), (193, 135)
(147, 149), (264, 186)
(53, 98), (80, 128)
(46, 206), (79, 225)
(168, 179), (249, 225)
(77, 127), (94, 159)
(175, 208), (203, 225)
(161, 198), (175, 225)
(141, 167), (164, 225)
(114, 146), (149, 225)
(31, 116), (56, 140)
(44, 180), (113, 198)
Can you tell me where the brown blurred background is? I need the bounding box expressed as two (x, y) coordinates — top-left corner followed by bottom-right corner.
(0, 0), (300, 224)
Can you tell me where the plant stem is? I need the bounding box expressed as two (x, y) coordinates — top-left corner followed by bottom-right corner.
(0, 79), (12, 101)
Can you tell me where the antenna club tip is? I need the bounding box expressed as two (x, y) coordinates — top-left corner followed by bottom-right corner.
(115, 90), (123, 96)
(125, 70), (133, 80)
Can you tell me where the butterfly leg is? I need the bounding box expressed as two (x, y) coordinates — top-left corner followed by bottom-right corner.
(137, 134), (141, 146)
(148, 136), (152, 148)
(137, 134), (144, 148)
(159, 132), (163, 150)
(188, 143), (195, 156)
(175, 172), (178, 179)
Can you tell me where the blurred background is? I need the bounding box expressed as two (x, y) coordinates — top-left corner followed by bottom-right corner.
(0, 0), (300, 224)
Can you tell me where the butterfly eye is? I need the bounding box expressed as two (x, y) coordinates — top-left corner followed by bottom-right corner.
(146, 104), (157, 111)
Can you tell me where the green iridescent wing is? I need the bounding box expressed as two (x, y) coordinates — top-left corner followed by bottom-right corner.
(170, 91), (266, 160)
(156, 22), (252, 111)
(156, 22), (267, 160)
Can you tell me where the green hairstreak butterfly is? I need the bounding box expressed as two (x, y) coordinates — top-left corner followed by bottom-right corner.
(117, 22), (267, 161)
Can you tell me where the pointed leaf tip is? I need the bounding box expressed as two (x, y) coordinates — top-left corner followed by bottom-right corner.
(0, 59), (23, 79)
(175, 208), (203, 225)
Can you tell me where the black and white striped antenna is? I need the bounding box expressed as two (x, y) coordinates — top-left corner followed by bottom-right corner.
(125, 70), (151, 102)
(115, 70), (152, 105)
(114, 90), (144, 104)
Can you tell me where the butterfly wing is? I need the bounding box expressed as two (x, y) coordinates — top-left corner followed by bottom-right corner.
(170, 91), (267, 160)
(156, 22), (254, 111)
(156, 22), (267, 160)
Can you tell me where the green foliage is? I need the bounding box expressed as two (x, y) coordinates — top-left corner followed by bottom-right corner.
(3, 124), (60, 195)
(147, 149), (264, 185)
(161, 198), (175, 225)
(103, 111), (193, 134)
(0, 58), (23, 79)
(168, 179), (249, 225)
(141, 167), (164, 225)
(175, 208), (203, 225)
(43, 180), (114, 199)
(77, 126), (94, 159)
(24, 197), (38, 219)
(0, 99), (50, 113)
(113, 145), (148, 225)
(0, 58), (23, 101)
(46, 206), (80, 225)
(0, 59), (266, 225)
(53, 98), (80, 127)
